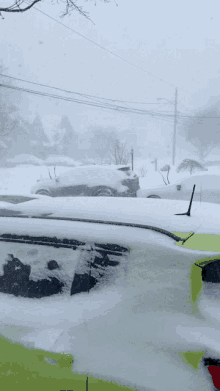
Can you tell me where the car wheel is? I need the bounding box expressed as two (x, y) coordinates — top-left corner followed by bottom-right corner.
(36, 190), (50, 196)
(147, 195), (161, 199)
(93, 189), (113, 197)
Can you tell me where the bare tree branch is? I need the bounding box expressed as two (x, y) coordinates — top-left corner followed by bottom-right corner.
(158, 170), (167, 185)
(0, 0), (41, 13)
(47, 167), (52, 179)
(189, 137), (215, 163)
(60, 0), (90, 20)
(166, 167), (170, 184)
(159, 164), (171, 185)
(7, 0), (25, 10)
(109, 139), (130, 165)
(0, 0), (112, 19)
(88, 127), (118, 164)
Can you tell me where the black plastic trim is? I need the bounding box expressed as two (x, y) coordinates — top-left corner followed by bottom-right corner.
(0, 214), (184, 242)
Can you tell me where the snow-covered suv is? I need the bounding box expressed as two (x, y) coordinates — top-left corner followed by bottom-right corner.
(30, 165), (140, 197)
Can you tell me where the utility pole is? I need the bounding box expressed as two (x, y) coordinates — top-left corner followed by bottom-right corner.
(131, 148), (134, 170)
(172, 87), (178, 166)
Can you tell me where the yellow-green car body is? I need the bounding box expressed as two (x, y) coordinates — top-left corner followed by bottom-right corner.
(173, 230), (220, 371)
(0, 196), (219, 390)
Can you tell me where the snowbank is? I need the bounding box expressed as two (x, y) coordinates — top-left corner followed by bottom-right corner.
(44, 156), (77, 166)
(6, 154), (44, 166)
(0, 160), (220, 197)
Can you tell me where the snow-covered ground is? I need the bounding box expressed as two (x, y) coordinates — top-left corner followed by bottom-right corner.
(0, 165), (71, 194)
(0, 160), (220, 195)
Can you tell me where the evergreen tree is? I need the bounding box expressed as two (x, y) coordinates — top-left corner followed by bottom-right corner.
(6, 117), (32, 158)
(30, 114), (48, 159)
(58, 116), (76, 157)
(32, 114), (48, 143)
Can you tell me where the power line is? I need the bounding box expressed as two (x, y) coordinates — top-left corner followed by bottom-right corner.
(0, 82), (162, 116)
(0, 82), (184, 124)
(33, 6), (191, 95)
(1, 81), (218, 121)
(0, 73), (168, 106)
(0, 72), (194, 120)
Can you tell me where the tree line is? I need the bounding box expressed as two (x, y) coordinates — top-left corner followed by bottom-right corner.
(1, 63), (220, 166)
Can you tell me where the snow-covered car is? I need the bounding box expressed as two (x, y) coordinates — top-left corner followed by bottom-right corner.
(30, 165), (140, 197)
(139, 173), (220, 204)
(1, 194), (220, 390)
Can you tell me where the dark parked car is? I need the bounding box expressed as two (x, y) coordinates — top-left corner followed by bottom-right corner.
(30, 165), (140, 197)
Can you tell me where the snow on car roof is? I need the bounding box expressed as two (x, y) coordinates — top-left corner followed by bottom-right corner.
(174, 173), (220, 183)
(57, 165), (133, 180)
(0, 196), (220, 235)
(40, 165), (136, 192)
(59, 165), (130, 172)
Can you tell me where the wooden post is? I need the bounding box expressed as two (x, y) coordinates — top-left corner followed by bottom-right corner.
(172, 87), (178, 166)
(151, 158), (158, 171)
(131, 148), (134, 171)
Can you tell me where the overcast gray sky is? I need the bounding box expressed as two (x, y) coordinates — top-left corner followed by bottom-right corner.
(1, 0), (220, 158)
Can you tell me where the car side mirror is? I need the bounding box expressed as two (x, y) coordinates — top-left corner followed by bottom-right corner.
(176, 185), (181, 191)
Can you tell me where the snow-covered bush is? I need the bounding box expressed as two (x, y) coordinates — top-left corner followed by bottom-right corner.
(138, 165), (148, 177)
(80, 158), (97, 166)
(177, 159), (207, 175)
(6, 154), (43, 166)
(44, 156), (76, 166)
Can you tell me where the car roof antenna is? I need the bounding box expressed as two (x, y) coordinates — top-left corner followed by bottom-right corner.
(175, 184), (196, 216)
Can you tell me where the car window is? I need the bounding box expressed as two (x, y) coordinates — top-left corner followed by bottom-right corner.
(182, 176), (202, 190)
(0, 235), (130, 298)
(58, 170), (76, 181)
(200, 175), (220, 190)
(0, 240), (79, 298)
(201, 259), (220, 283)
(182, 175), (220, 190)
